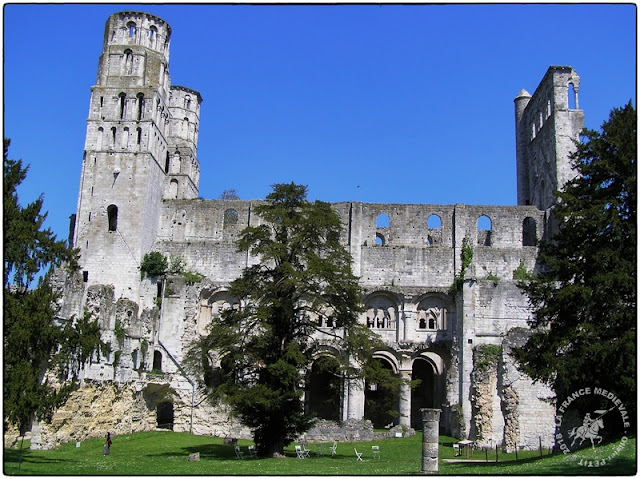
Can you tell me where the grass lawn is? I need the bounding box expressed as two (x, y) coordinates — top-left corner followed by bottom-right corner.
(3, 431), (636, 475)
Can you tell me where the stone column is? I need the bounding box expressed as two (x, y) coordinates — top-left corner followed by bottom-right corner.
(346, 376), (365, 420)
(420, 408), (441, 474)
(399, 370), (412, 427)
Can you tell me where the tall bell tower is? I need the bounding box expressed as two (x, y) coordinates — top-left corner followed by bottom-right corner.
(73, 11), (202, 301)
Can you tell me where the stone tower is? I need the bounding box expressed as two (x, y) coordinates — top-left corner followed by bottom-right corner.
(514, 66), (584, 212)
(73, 11), (202, 302)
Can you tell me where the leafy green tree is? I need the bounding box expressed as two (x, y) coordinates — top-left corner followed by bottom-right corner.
(188, 183), (391, 457)
(514, 103), (636, 425)
(140, 251), (168, 278)
(4, 139), (103, 437)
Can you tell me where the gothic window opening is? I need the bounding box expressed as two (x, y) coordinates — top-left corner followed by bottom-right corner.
(568, 82), (577, 109)
(136, 127), (142, 145)
(124, 50), (133, 75)
(127, 22), (136, 37)
(477, 215), (492, 246)
(97, 127), (104, 150)
(375, 232), (385, 246)
(427, 214), (441, 229)
(122, 127), (129, 149)
(165, 152), (170, 173)
(522, 217), (537, 246)
(224, 209), (239, 226)
(107, 204), (118, 232)
(119, 92), (127, 119)
(137, 93), (144, 120)
(111, 127), (117, 147)
(376, 213), (390, 228)
(169, 179), (178, 199)
(426, 214), (442, 245)
(153, 351), (162, 371)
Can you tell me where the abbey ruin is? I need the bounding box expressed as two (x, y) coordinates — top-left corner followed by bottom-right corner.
(23, 11), (585, 450)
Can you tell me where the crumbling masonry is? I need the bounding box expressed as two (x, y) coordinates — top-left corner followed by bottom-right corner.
(21, 11), (585, 451)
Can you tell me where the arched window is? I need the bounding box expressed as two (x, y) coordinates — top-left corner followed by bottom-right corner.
(224, 209), (239, 226)
(127, 22), (136, 37)
(137, 93), (144, 120)
(97, 127), (104, 150)
(124, 50), (133, 75)
(136, 127), (142, 145)
(568, 83), (577, 109)
(122, 127), (129, 149)
(522, 217), (537, 246)
(427, 214), (442, 229)
(376, 213), (390, 228)
(119, 92), (126, 119)
(164, 152), (170, 173)
(477, 215), (492, 246)
(111, 127), (117, 147)
(153, 351), (162, 371)
(169, 179), (178, 199)
(107, 204), (118, 232)
(184, 95), (191, 110)
(375, 232), (385, 246)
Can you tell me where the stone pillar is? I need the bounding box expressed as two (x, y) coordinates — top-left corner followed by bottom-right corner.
(346, 377), (365, 420)
(420, 408), (441, 474)
(399, 370), (412, 427)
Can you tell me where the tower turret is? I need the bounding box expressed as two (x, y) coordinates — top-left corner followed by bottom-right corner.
(514, 66), (584, 211)
(164, 86), (203, 199)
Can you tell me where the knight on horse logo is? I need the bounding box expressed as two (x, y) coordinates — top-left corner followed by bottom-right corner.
(568, 408), (614, 449)
(555, 387), (629, 468)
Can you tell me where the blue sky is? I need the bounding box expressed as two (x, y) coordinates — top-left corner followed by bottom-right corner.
(4, 3), (636, 244)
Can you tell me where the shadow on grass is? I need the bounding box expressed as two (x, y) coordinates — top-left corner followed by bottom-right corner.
(145, 443), (236, 460)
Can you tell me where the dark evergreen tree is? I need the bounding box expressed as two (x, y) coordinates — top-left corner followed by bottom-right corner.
(188, 183), (394, 457)
(514, 103), (636, 426)
(4, 139), (103, 437)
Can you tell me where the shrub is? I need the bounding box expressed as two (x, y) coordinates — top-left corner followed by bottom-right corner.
(140, 252), (168, 278)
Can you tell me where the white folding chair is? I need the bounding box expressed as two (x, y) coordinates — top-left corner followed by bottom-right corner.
(248, 445), (258, 458)
(371, 445), (380, 459)
(329, 441), (338, 457)
(453, 443), (460, 456)
(354, 448), (363, 461)
(234, 445), (244, 459)
(295, 445), (307, 459)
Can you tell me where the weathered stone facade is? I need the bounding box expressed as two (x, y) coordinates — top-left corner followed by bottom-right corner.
(20, 11), (583, 451)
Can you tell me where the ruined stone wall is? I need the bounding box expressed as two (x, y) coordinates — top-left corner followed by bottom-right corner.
(26, 379), (251, 451)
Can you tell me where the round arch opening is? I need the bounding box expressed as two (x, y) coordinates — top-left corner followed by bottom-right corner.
(364, 357), (400, 428)
(306, 355), (342, 421)
(411, 358), (437, 429)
